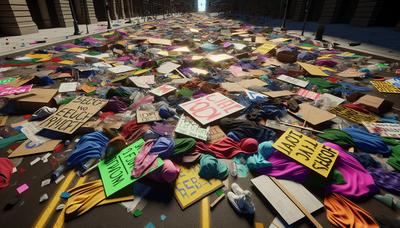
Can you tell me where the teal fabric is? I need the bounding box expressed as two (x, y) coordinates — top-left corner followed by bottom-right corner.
(258, 141), (274, 159)
(199, 154), (228, 180)
(247, 153), (271, 170)
(0, 133), (27, 149)
(233, 155), (249, 178)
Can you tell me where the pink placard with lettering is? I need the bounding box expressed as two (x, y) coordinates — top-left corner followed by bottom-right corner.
(0, 84), (33, 97)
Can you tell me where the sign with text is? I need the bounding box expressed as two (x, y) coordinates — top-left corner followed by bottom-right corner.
(98, 139), (164, 197)
(150, 84), (176, 96)
(174, 164), (223, 209)
(40, 96), (108, 134)
(0, 84), (33, 97)
(208, 125), (226, 143)
(298, 62), (329, 77)
(370, 81), (400, 93)
(175, 115), (209, 141)
(362, 122), (400, 139)
(297, 88), (321, 100)
(273, 129), (339, 177)
(277, 75), (309, 88)
(253, 41), (277, 54)
(328, 106), (378, 124)
(179, 92), (244, 125)
(136, 110), (162, 123)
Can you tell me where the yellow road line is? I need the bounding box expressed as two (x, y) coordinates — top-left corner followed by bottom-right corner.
(33, 171), (76, 228)
(53, 175), (88, 228)
(200, 197), (210, 228)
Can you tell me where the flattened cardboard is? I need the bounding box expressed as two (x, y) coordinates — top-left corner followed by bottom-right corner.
(263, 90), (294, 98)
(221, 82), (244, 92)
(136, 110), (162, 123)
(175, 115), (209, 141)
(291, 103), (336, 125)
(58, 82), (78, 93)
(207, 54), (234, 63)
(328, 106), (378, 124)
(9, 139), (61, 158)
(298, 62), (329, 77)
(15, 88), (58, 112)
(150, 84), (177, 96)
(277, 75), (309, 88)
(240, 78), (267, 88)
(157, 62), (181, 74)
(356, 94), (393, 114)
(337, 68), (365, 78)
(148, 37), (172, 46)
(253, 41), (277, 54)
(208, 125), (226, 143)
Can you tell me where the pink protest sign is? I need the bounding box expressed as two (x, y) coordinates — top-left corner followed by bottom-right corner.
(297, 88), (321, 100)
(150, 84), (176, 96)
(0, 84), (33, 97)
(179, 92), (244, 125)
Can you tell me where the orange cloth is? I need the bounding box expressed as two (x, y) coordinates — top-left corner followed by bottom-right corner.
(324, 193), (378, 228)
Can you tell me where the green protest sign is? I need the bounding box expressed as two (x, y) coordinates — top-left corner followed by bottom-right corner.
(99, 139), (164, 197)
(0, 77), (16, 85)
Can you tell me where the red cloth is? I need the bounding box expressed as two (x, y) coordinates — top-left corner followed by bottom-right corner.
(120, 119), (150, 144)
(0, 158), (14, 189)
(344, 103), (370, 114)
(195, 137), (258, 159)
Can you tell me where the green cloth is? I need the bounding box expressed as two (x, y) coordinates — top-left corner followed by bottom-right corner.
(0, 133), (27, 149)
(382, 137), (400, 146)
(317, 129), (356, 149)
(106, 88), (130, 99)
(305, 77), (339, 93)
(171, 138), (196, 156)
(246, 153), (271, 170)
(199, 154), (228, 180)
(332, 169), (346, 185)
(387, 145), (400, 171)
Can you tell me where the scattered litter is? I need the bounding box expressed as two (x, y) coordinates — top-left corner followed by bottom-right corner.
(60, 192), (71, 199)
(41, 178), (51, 187)
(55, 175), (65, 184)
(144, 222), (156, 228)
(56, 204), (65, 211)
(29, 157), (41, 166)
(16, 183), (29, 194)
(160, 214), (167, 221)
(133, 209), (143, 217)
(39, 193), (48, 203)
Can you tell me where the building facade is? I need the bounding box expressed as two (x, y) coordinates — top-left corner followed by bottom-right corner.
(0, 0), (196, 36)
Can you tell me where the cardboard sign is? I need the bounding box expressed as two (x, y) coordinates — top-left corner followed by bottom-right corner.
(175, 164), (223, 209)
(0, 77), (16, 85)
(253, 41), (277, 54)
(297, 89), (321, 100)
(277, 75), (309, 88)
(263, 90), (294, 98)
(240, 78), (268, 88)
(175, 115), (210, 141)
(269, 38), (290, 43)
(221, 82), (244, 92)
(273, 129), (339, 177)
(157, 62), (181, 74)
(129, 75), (155, 89)
(80, 84), (97, 93)
(362, 122), (400, 139)
(98, 139), (164, 197)
(245, 90), (268, 101)
(208, 125), (226, 143)
(298, 62), (329, 77)
(207, 54), (234, 63)
(108, 65), (135, 74)
(136, 110), (162, 123)
(356, 94), (392, 114)
(9, 139), (61, 158)
(148, 37), (172, 46)
(58, 82), (78, 93)
(0, 84), (33, 97)
(179, 92), (245, 125)
(337, 68), (365, 78)
(228, 65), (249, 77)
(328, 106), (378, 124)
(150, 84), (177, 96)
(0, 116), (7, 127)
(370, 81), (400, 93)
(291, 103), (336, 125)
(317, 94), (345, 107)
(40, 96), (108, 134)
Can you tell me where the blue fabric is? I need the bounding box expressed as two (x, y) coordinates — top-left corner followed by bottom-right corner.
(258, 141), (274, 159)
(199, 154), (228, 180)
(149, 137), (174, 159)
(247, 153), (271, 170)
(342, 127), (391, 155)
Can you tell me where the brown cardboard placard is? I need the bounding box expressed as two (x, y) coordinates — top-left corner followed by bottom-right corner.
(0, 116), (8, 127)
(263, 90), (294, 98)
(291, 103), (336, 125)
(9, 139), (61, 158)
(240, 78), (268, 88)
(40, 96), (108, 134)
(221, 82), (244, 92)
(136, 110), (162, 123)
(15, 88), (58, 112)
(356, 94), (393, 114)
(208, 125), (226, 143)
(337, 68), (365, 78)
(148, 37), (172, 46)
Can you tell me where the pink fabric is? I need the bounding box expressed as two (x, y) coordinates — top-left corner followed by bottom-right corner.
(131, 140), (157, 178)
(147, 159), (180, 183)
(195, 137), (258, 159)
(0, 158), (13, 189)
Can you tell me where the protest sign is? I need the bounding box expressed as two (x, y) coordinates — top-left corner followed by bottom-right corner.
(337, 68), (365, 78)
(99, 139), (164, 197)
(9, 139), (61, 158)
(175, 115), (210, 141)
(291, 103), (336, 125)
(298, 62), (329, 77)
(150, 84), (177, 96)
(263, 90), (294, 98)
(207, 54), (233, 63)
(245, 90), (267, 101)
(0, 77), (16, 85)
(108, 65), (135, 74)
(179, 92), (245, 125)
(208, 125), (226, 143)
(253, 41), (277, 54)
(40, 96), (108, 134)
(0, 84), (33, 97)
(297, 88), (321, 100)
(273, 129), (339, 177)
(136, 110), (162, 123)
(328, 106), (378, 124)
(370, 81), (400, 93)
(58, 82), (78, 93)
(148, 37), (172, 46)
(129, 75), (155, 88)
(157, 62), (181, 74)
(277, 75), (309, 88)
(362, 122), (400, 139)
(175, 164), (223, 209)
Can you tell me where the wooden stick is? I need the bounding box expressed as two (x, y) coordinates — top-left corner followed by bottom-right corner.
(81, 162), (99, 176)
(279, 121), (324, 134)
(175, 69), (187, 78)
(270, 177), (323, 228)
(210, 194), (225, 208)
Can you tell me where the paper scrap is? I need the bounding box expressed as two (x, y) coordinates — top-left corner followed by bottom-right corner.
(16, 183), (29, 194)
(58, 82), (78, 93)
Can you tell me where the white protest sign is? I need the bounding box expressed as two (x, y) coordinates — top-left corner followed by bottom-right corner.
(108, 65), (135, 74)
(136, 110), (162, 123)
(129, 75), (155, 88)
(157, 62), (180, 74)
(40, 96), (108, 134)
(150, 84), (177, 96)
(245, 89), (267, 101)
(175, 115), (210, 141)
(58, 82), (78, 93)
(277, 75), (309, 88)
(362, 122), (400, 139)
(179, 92), (244, 125)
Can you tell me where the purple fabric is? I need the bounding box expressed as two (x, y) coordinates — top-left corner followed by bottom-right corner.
(102, 96), (128, 113)
(315, 60), (337, 67)
(367, 167), (400, 195)
(147, 159), (180, 183)
(131, 140), (157, 178)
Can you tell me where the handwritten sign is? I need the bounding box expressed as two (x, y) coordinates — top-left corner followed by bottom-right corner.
(150, 84), (176, 96)
(362, 122), (400, 139)
(136, 110), (162, 123)
(328, 106), (378, 124)
(129, 75), (155, 88)
(208, 125), (226, 143)
(277, 75), (309, 88)
(40, 96), (108, 134)
(207, 54), (234, 63)
(58, 82), (78, 93)
(0, 77), (16, 85)
(175, 115), (209, 141)
(175, 164), (223, 209)
(273, 129), (339, 177)
(253, 41), (277, 54)
(298, 62), (329, 77)
(9, 139), (61, 158)
(99, 139), (163, 197)
(0, 84), (33, 97)
(370, 81), (400, 93)
(157, 62), (181, 74)
(297, 88), (321, 100)
(337, 68), (365, 78)
(179, 92), (244, 125)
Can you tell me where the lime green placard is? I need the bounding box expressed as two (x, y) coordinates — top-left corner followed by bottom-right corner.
(0, 77), (16, 85)
(99, 139), (164, 197)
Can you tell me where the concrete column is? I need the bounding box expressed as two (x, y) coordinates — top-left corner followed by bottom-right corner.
(0, 0), (38, 35)
(108, 0), (117, 20)
(74, 0), (98, 24)
(116, 0), (125, 19)
(351, 0), (381, 26)
(37, 0), (52, 28)
(54, 0), (74, 27)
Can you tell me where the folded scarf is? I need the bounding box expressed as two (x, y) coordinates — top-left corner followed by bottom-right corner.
(195, 137), (258, 159)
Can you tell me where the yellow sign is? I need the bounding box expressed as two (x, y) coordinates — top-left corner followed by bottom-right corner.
(174, 165), (223, 209)
(253, 41), (277, 54)
(370, 81), (400, 93)
(328, 106), (378, 124)
(273, 129), (339, 177)
(65, 47), (88, 53)
(298, 62), (329, 77)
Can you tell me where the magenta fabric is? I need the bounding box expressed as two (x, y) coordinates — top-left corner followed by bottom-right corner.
(147, 159), (180, 183)
(131, 140), (157, 178)
(195, 137), (258, 159)
(0, 158), (13, 189)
